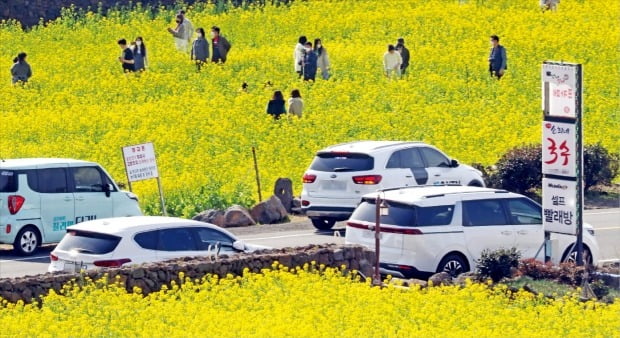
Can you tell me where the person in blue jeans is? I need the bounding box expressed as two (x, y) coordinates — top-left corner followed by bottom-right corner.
(488, 35), (507, 80)
(302, 42), (318, 81)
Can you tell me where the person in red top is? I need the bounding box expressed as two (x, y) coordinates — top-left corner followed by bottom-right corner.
(210, 26), (232, 63)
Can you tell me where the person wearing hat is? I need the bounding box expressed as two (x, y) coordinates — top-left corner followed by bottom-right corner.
(396, 37), (410, 76)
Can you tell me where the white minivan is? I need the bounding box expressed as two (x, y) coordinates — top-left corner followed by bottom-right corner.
(346, 186), (599, 278)
(0, 158), (142, 255)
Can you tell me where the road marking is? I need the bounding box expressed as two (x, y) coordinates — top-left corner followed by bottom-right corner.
(241, 232), (337, 241)
(585, 211), (620, 215)
(595, 227), (620, 231)
(0, 255), (49, 263)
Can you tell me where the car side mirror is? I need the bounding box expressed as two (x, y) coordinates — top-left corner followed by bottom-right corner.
(103, 183), (113, 197)
(232, 240), (246, 251)
(450, 159), (459, 168)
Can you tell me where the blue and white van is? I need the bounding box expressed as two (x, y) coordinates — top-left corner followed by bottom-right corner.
(0, 158), (142, 255)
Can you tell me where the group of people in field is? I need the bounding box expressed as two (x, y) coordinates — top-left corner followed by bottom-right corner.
(9, 8), (508, 123)
(117, 10), (232, 73)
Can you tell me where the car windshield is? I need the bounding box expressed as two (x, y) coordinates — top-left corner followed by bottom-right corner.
(0, 170), (17, 192)
(351, 200), (454, 226)
(310, 152), (374, 172)
(56, 230), (121, 255)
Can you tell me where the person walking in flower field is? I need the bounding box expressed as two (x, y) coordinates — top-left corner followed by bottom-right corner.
(302, 42), (318, 81)
(117, 39), (135, 73)
(266, 90), (286, 120)
(287, 89), (304, 117)
(10, 52), (32, 85)
(178, 10), (194, 42)
(191, 28), (210, 71)
(167, 14), (191, 52)
(383, 44), (402, 79)
(313, 38), (330, 80)
(488, 35), (507, 80)
(396, 38), (410, 76)
(294, 36), (307, 78)
(210, 26), (232, 63)
(132, 37), (148, 71)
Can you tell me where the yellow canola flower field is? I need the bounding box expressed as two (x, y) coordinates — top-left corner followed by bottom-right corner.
(0, 266), (617, 337)
(0, 1), (618, 215)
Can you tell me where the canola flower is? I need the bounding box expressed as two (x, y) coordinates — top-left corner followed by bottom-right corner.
(0, 1), (618, 216)
(0, 264), (617, 337)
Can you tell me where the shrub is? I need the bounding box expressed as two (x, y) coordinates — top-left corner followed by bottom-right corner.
(489, 145), (542, 194)
(476, 248), (521, 283)
(584, 143), (620, 191)
(518, 258), (559, 280)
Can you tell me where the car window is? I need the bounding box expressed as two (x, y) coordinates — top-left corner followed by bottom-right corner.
(386, 149), (424, 169)
(134, 230), (158, 250)
(35, 168), (68, 193)
(417, 205), (455, 226)
(157, 228), (197, 251)
(56, 230), (121, 254)
(310, 152), (374, 172)
(193, 227), (236, 253)
(350, 200), (416, 227)
(462, 199), (509, 226)
(420, 147), (451, 168)
(72, 167), (104, 192)
(506, 198), (542, 225)
(0, 170), (18, 192)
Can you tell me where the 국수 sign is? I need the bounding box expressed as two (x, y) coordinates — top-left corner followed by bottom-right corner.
(122, 142), (159, 182)
(542, 177), (577, 235)
(542, 120), (576, 177)
(542, 63), (578, 118)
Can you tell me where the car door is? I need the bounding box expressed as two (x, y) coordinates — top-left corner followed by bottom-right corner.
(155, 227), (200, 261)
(70, 166), (113, 223)
(503, 198), (544, 260)
(461, 198), (515, 260)
(419, 147), (460, 185)
(35, 166), (74, 243)
(384, 148), (428, 187)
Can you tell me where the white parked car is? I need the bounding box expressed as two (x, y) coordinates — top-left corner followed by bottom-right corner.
(48, 216), (268, 273)
(345, 186), (599, 278)
(0, 158), (142, 255)
(301, 141), (484, 230)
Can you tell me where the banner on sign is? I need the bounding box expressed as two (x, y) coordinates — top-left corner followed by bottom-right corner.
(542, 177), (577, 235)
(542, 121), (576, 177)
(122, 142), (159, 182)
(542, 63), (579, 118)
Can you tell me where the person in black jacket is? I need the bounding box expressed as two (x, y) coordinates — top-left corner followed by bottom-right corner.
(266, 91), (286, 120)
(396, 38), (410, 76)
(191, 28), (210, 71)
(10, 52), (32, 84)
(117, 39), (135, 73)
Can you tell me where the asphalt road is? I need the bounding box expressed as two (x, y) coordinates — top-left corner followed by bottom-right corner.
(0, 209), (617, 280)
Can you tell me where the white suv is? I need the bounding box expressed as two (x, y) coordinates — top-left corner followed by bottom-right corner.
(0, 158), (142, 255)
(345, 186), (599, 278)
(301, 141), (484, 230)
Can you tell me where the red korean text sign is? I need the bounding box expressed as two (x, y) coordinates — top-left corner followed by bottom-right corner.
(122, 142), (159, 182)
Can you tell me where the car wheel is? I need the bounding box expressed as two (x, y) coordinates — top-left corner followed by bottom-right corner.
(437, 254), (469, 277)
(564, 246), (593, 265)
(311, 218), (336, 231)
(13, 226), (41, 256)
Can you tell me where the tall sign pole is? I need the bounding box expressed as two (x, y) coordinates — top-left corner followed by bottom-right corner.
(541, 61), (584, 265)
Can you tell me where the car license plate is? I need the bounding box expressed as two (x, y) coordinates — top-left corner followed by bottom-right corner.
(321, 180), (346, 190)
(63, 261), (85, 273)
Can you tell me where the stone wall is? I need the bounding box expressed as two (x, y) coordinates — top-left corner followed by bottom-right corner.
(1, 0), (292, 28)
(0, 244), (375, 304)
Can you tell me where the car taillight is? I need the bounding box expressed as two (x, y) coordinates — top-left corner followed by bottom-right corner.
(50, 253), (58, 261)
(303, 173), (316, 183)
(301, 200), (310, 206)
(8, 195), (25, 215)
(93, 258), (131, 267)
(352, 175), (382, 185)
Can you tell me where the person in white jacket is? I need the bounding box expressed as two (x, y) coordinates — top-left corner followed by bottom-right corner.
(293, 36), (307, 77)
(383, 44), (402, 79)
